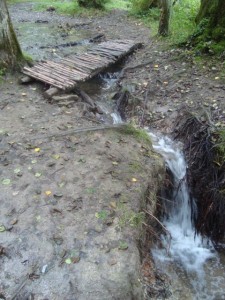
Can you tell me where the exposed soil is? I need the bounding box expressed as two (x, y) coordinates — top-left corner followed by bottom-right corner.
(0, 2), (225, 299)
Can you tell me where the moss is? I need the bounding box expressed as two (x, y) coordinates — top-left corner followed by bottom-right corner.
(117, 202), (145, 229)
(119, 124), (152, 145)
(210, 40), (225, 54)
(23, 53), (33, 63)
(211, 27), (225, 41)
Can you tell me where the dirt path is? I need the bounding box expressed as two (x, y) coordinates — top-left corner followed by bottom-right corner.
(0, 4), (165, 300)
(0, 2), (224, 299)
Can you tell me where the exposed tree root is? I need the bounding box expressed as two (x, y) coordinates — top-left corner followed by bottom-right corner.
(175, 110), (225, 243)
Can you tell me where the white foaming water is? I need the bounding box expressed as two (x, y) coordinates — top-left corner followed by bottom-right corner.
(111, 112), (123, 124)
(104, 110), (225, 298)
(149, 133), (219, 298)
(149, 133), (215, 272)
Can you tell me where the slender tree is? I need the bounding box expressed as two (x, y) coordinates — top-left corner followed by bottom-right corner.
(158, 0), (171, 36)
(0, 0), (23, 68)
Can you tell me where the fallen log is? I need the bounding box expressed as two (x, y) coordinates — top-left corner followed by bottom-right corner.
(40, 34), (105, 49)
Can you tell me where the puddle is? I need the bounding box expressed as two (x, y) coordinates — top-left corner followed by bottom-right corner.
(15, 22), (92, 60)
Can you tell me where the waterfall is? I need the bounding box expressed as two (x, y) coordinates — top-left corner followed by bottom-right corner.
(149, 133), (217, 298)
(111, 112), (225, 299)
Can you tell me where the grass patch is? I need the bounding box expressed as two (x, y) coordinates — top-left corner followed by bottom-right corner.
(130, 0), (200, 45)
(105, 0), (130, 10)
(169, 0), (200, 44)
(0, 68), (6, 83)
(8, 0), (103, 16)
(129, 7), (160, 36)
(119, 124), (152, 145)
(23, 52), (33, 63)
(35, 0), (81, 15)
(118, 202), (145, 229)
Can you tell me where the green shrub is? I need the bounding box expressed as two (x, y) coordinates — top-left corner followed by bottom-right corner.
(77, 0), (109, 9)
(130, 0), (158, 14)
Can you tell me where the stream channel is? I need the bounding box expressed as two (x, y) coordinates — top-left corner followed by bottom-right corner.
(12, 8), (225, 298)
(83, 68), (225, 299)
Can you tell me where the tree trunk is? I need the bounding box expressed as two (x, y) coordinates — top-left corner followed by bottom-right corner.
(149, 0), (160, 8)
(196, 0), (225, 27)
(158, 0), (171, 36)
(195, 0), (225, 43)
(0, 0), (23, 68)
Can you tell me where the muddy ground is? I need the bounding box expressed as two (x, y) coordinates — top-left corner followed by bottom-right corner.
(0, 2), (225, 299)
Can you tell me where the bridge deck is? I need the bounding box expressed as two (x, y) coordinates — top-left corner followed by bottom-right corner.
(23, 40), (141, 90)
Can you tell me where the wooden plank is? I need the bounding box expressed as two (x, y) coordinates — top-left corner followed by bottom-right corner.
(22, 40), (142, 90)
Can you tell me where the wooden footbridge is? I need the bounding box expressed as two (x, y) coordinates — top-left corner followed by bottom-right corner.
(23, 40), (142, 91)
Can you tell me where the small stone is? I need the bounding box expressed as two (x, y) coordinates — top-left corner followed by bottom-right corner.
(108, 258), (117, 266)
(53, 236), (63, 245)
(47, 161), (56, 167)
(94, 225), (103, 233)
(10, 219), (18, 225)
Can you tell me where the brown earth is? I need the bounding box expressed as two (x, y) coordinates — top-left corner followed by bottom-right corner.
(0, 2), (225, 299)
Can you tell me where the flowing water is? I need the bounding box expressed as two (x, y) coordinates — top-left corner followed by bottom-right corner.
(111, 111), (225, 299)
(149, 133), (225, 300)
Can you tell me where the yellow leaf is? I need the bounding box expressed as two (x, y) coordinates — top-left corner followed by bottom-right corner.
(110, 201), (117, 209)
(131, 178), (137, 182)
(112, 161), (118, 165)
(52, 154), (60, 160)
(154, 64), (159, 68)
(34, 148), (40, 152)
(45, 190), (52, 196)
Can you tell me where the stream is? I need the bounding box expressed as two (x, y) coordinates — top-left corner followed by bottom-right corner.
(111, 109), (225, 299)
(148, 133), (225, 300)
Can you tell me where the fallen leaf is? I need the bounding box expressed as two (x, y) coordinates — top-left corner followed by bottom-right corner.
(31, 159), (37, 164)
(112, 161), (118, 166)
(0, 225), (6, 232)
(14, 168), (21, 174)
(1, 179), (11, 185)
(53, 193), (63, 198)
(34, 148), (40, 152)
(21, 93), (27, 96)
(35, 172), (42, 178)
(45, 190), (52, 196)
(154, 64), (159, 68)
(58, 182), (65, 188)
(52, 154), (60, 160)
(12, 191), (19, 196)
(11, 219), (18, 225)
(36, 215), (41, 221)
(78, 158), (86, 163)
(110, 201), (117, 209)
(65, 258), (72, 264)
(131, 178), (137, 182)
(118, 241), (128, 250)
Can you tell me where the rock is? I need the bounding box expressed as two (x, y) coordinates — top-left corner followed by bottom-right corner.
(44, 87), (60, 99)
(52, 94), (79, 103)
(46, 6), (56, 11)
(18, 76), (34, 84)
(57, 101), (75, 108)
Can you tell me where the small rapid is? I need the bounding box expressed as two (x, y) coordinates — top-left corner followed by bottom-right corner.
(149, 133), (215, 271)
(149, 133), (225, 299)
(111, 112), (225, 299)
